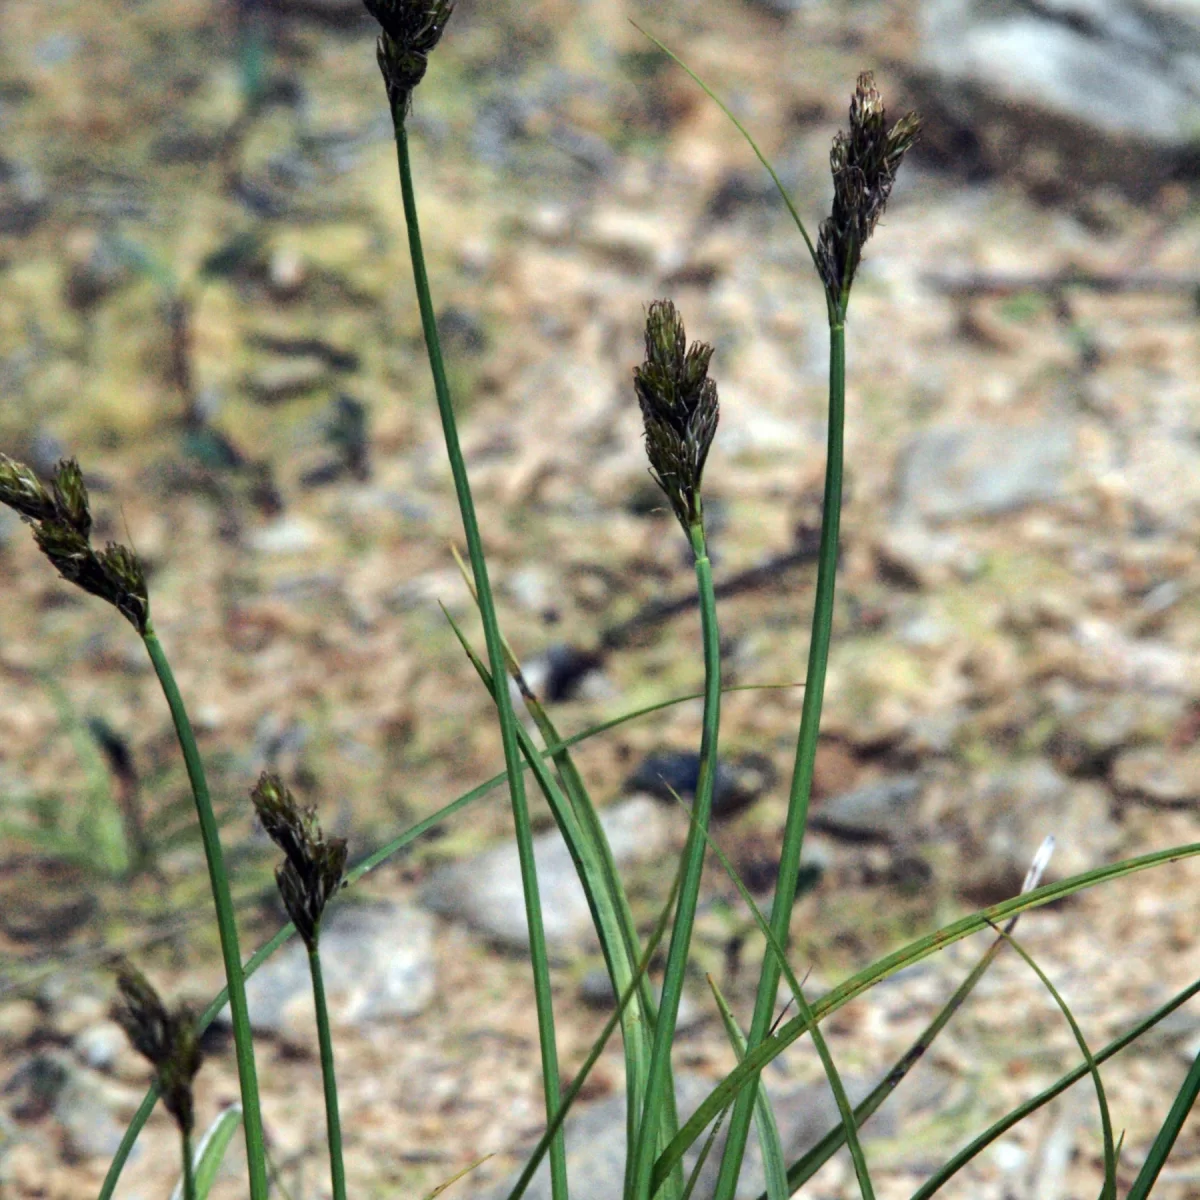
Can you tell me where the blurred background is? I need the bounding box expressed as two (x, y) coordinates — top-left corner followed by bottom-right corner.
(1, 0), (1199, 1196)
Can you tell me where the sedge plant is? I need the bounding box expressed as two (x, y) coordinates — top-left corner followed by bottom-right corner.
(250, 773), (349, 1200)
(7, 7), (1200, 1200)
(112, 960), (204, 1200)
(0, 455), (269, 1200)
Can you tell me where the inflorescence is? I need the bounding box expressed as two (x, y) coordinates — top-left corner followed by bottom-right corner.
(633, 300), (720, 535)
(112, 960), (203, 1136)
(816, 72), (920, 307)
(0, 455), (149, 633)
(251, 773), (348, 951)
(363, 0), (455, 118)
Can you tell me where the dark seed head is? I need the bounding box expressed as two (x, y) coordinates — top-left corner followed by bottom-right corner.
(633, 300), (719, 534)
(51, 459), (92, 539)
(251, 772), (347, 949)
(816, 72), (921, 307)
(0, 453), (150, 632)
(364, 0), (454, 117)
(0, 454), (56, 523)
(112, 960), (202, 1135)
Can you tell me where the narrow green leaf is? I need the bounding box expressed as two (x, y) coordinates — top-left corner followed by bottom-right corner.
(989, 925), (1116, 1200)
(775, 837), (1056, 1196)
(628, 22), (818, 271)
(503, 868), (681, 1200)
(653, 841), (1200, 1188)
(673, 804), (873, 1200)
(170, 1105), (242, 1200)
(679, 1104), (731, 1200)
(706, 975), (788, 1200)
(444, 561), (668, 1177)
(910, 975), (1200, 1200)
(1124, 1028), (1200, 1199)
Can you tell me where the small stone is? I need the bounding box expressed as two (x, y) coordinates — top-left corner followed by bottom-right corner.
(248, 357), (329, 404)
(625, 751), (777, 820)
(0, 1000), (40, 1047)
(246, 517), (322, 555)
(241, 900), (436, 1042)
(420, 797), (673, 955)
(963, 760), (1121, 899)
(1113, 746), (1200, 805)
(812, 775), (924, 842)
(895, 422), (1075, 524)
(72, 1021), (129, 1074)
(584, 207), (674, 270)
(522, 644), (608, 703)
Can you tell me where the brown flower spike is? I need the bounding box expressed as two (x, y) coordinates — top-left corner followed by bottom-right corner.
(816, 73), (920, 305)
(251, 773), (347, 951)
(0, 455), (150, 632)
(363, 0), (454, 117)
(633, 300), (720, 534)
(112, 960), (203, 1135)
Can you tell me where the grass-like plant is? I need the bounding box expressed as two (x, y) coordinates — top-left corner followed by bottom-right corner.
(4, 5), (1200, 1200)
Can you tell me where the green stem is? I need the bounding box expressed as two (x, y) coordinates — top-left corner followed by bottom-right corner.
(308, 946), (347, 1200)
(180, 1126), (196, 1200)
(390, 116), (567, 1200)
(713, 320), (845, 1199)
(630, 520), (721, 1200)
(142, 626), (267, 1200)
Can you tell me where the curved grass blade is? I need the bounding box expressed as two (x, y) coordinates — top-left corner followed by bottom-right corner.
(1124, 1029), (1200, 1200)
(170, 1105), (242, 1200)
(653, 841), (1200, 1187)
(422, 1155), (493, 1200)
(772, 837), (1056, 1196)
(910, 975), (1200, 1200)
(96, 680), (797, 1200)
(707, 974), (788, 1200)
(629, 22), (818, 270)
(988, 924), (1117, 1200)
(668, 801), (873, 1200)
(680, 1102), (732, 1200)
(503, 867), (681, 1200)
(630, 522), (722, 1200)
(442, 575), (669, 1178)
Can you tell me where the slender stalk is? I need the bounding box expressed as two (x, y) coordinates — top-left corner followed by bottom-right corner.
(630, 520), (721, 1200)
(712, 319), (845, 1199)
(389, 117), (567, 1200)
(141, 626), (267, 1200)
(96, 682), (793, 1200)
(180, 1127), (196, 1200)
(308, 947), (347, 1200)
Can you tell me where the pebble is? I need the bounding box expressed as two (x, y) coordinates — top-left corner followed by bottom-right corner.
(895, 421), (1075, 524)
(246, 517), (323, 555)
(420, 797), (673, 955)
(240, 900), (436, 1043)
(624, 751), (777, 820)
(812, 775), (924, 843)
(248, 357), (329, 404)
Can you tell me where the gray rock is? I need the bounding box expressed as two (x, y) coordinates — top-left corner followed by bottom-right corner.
(1113, 745), (1200, 804)
(241, 901), (435, 1042)
(812, 776), (924, 842)
(966, 760), (1120, 893)
(895, 422), (1074, 524)
(481, 1072), (891, 1200)
(421, 797), (673, 955)
(5, 1051), (129, 1160)
(54, 1058), (131, 1160)
(72, 1022), (127, 1073)
(914, 0), (1200, 188)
